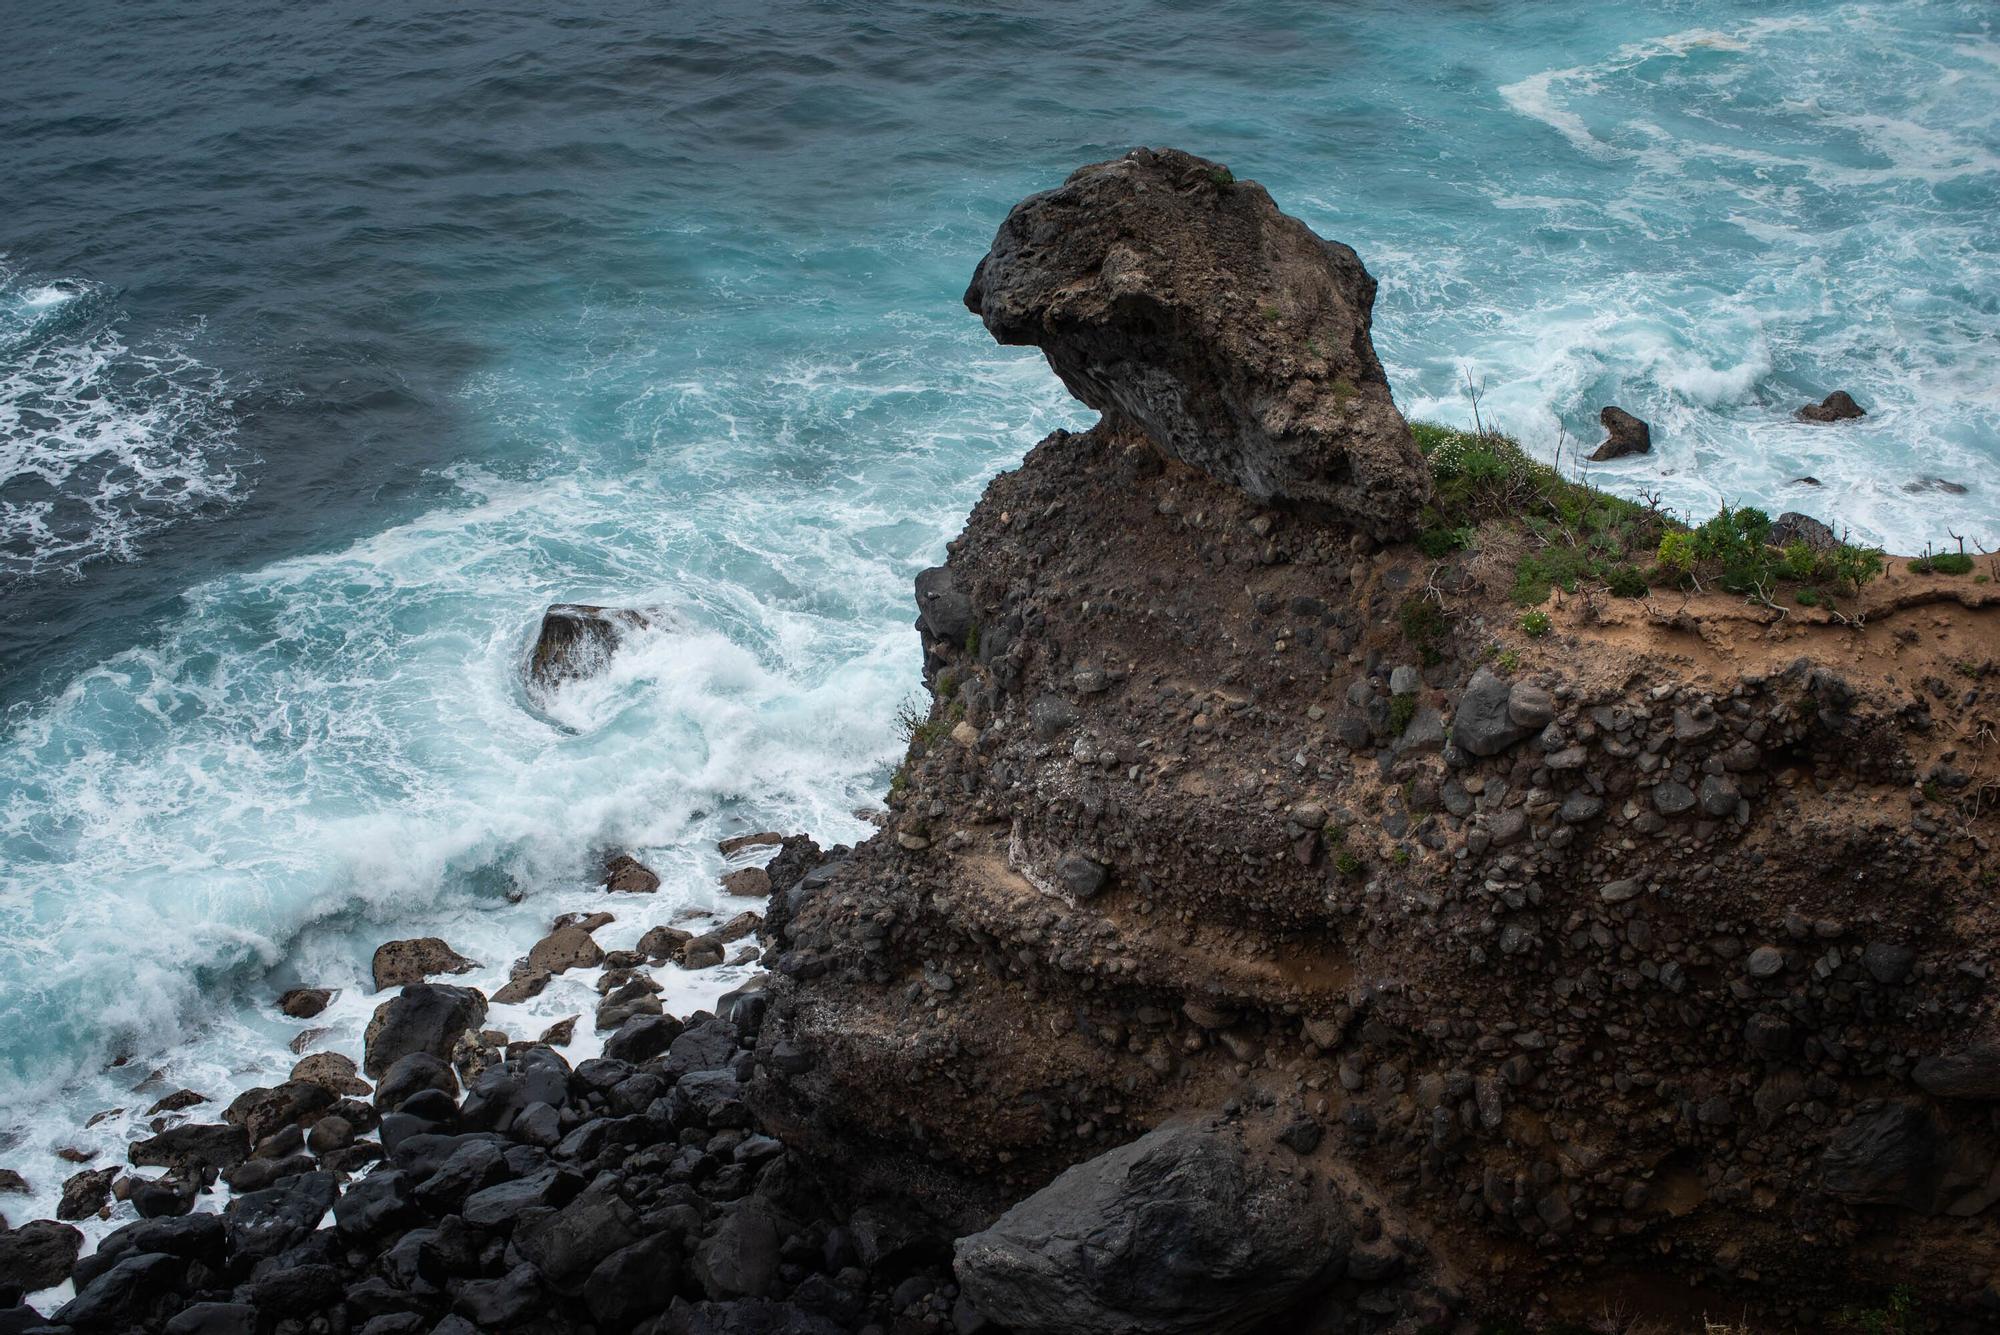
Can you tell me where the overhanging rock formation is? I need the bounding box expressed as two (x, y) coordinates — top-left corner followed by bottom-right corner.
(965, 147), (1430, 539)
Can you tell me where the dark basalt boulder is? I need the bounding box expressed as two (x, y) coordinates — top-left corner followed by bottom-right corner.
(362, 984), (489, 1080)
(1797, 390), (1865, 422)
(129, 1119), (248, 1175)
(1769, 511), (1839, 553)
(1589, 405), (1652, 461)
(604, 852), (662, 894)
(55, 1166), (119, 1221)
(370, 937), (475, 992)
(277, 987), (332, 1018)
(0, 1219), (82, 1292)
(224, 1171), (337, 1263)
(527, 604), (651, 691)
(53, 1250), (184, 1331)
(953, 1122), (1349, 1335)
(963, 147), (1430, 538)
(224, 1079), (335, 1144)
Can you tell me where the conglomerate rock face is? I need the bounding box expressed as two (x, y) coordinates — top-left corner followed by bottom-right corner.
(964, 147), (1430, 539)
(754, 154), (2000, 1332)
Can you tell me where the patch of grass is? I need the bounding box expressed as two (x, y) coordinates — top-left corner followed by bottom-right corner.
(963, 622), (981, 658)
(895, 694), (950, 751)
(1909, 551), (1974, 575)
(1398, 595), (1449, 666)
(1416, 524), (1473, 558)
(1208, 165), (1235, 187)
(1834, 1284), (1923, 1335)
(1518, 610), (1552, 638)
(1389, 693), (1418, 733)
(1495, 649), (1521, 675)
(1391, 847), (1411, 867)
(1412, 423), (1887, 611)
(1795, 587), (1821, 607)
(1332, 848), (1362, 877)
(1329, 376), (1358, 407)
(934, 668), (958, 700)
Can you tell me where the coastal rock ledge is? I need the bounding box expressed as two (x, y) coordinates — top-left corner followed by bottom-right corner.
(6, 151), (1998, 1335)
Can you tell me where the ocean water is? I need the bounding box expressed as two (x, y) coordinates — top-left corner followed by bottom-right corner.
(1, 0), (1995, 1230)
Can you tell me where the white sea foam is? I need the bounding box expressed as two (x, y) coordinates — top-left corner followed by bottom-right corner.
(0, 265), (246, 581)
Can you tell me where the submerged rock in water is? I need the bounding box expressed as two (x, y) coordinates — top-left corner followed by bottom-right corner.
(953, 1121), (1348, 1335)
(1796, 389), (1865, 422)
(962, 146), (1430, 538)
(602, 852), (661, 893)
(1589, 405), (1652, 461)
(276, 987), (332, 1019)
(526, 603), (651, 691)
(1904, 476), (1969, 495)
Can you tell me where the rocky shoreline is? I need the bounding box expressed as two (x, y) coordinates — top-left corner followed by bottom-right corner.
(4, 147), (1998, 1334)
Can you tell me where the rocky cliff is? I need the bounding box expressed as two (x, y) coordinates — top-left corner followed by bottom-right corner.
(754, 149), (2000, 1333)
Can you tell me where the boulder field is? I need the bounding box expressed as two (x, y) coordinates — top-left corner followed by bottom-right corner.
(4, 148), (1997, 1334)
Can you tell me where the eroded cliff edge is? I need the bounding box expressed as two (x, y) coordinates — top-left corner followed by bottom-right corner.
(753, 149), (2000, 1332)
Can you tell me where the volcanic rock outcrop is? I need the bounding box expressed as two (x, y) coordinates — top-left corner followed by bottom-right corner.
(755, 153), (2000, 1332)
(1797, 390), (1866, 423)
(1589, 404), (1652, 460)
(963, 148), (1430, 538)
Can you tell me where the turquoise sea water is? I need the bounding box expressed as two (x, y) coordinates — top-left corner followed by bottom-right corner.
(1, 0), (1995, 1221)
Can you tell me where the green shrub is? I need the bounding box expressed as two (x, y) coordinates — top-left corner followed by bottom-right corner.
(1208, 166), (1235, 187)
(1415, 526), (1471, 558)
(1604, 563), (1650, 598)
(1398, 596), (1449, 665)
(1518, 610), (1551, 638)
(1910, 551), (1974, 575)
(1389, 694), (1418, 733)
(1333, 849), (1362, 877)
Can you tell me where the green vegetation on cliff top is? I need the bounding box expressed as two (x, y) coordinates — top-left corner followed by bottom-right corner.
(1409, 422), (1891, 616)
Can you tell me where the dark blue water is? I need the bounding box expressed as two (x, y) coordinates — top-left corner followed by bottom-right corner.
(1, 0), (1995, 1230)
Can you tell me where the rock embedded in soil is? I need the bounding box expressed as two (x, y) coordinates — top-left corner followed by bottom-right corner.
(963, 146), (1431, 537)
(370, 937), (475, 991)
(954, 1121), (1349, 1335)
(1589, 404), (1652, 460)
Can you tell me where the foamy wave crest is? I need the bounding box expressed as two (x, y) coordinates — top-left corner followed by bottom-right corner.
(0, 263), (246, 581)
